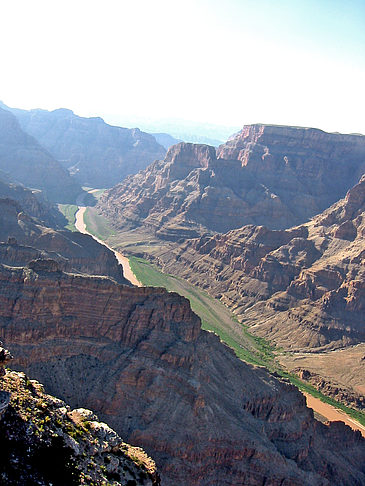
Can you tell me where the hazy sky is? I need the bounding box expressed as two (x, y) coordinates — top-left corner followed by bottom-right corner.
(1, 0), (364, 133)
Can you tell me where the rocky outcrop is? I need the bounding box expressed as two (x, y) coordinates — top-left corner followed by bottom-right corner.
(0, 198), (128, 283)
(0, 107), (81, 203)
(0, 345), (159, 486)
(98, 125), (365, 239)
(294, 368), (365, 410)
(0, 262), (364, 485)
(0, 179), (67, 228)
(148, 175), (365, 352)
(3, 103), (166, 188)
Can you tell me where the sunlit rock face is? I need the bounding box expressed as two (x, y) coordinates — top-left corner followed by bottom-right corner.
(98, 125), (365, 239)
(0, 343), (160, 486)
(150, 175), (365, 353)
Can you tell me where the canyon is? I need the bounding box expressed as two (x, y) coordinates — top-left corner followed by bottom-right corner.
(1, 117), (365, 484)
(133, 174), (365, 409)
(0, 196), (128, 285)
(0, 258), (364, 485)
(98, 124), (365, 239)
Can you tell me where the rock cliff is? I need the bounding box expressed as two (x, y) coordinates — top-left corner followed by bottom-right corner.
(0, 344), (159, 485)
(0, 262), (364, 485)
(3, 103), (166, 188)
(0, 107), (81, 203)
(0, 179), (67, 228)
(98, 125), (365, 239)
(0, 198), (128, 283)
(149, 175), (365, 353)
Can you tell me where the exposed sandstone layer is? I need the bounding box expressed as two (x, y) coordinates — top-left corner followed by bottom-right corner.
(0, 263), (364, 485)
(0, 107), (81, 203)
(0, 198), (128, 284)
(149, 175), (365, 353)
(4, 103), (166, 188)
(98, 125), (365, 239)
(0, 347), (159, 485)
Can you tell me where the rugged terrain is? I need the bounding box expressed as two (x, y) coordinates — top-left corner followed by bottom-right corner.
(2, 103), (166, 188)
(0, 178), (67, 228)
(0, 345), (160, 485)
(141, 175), (365, 405)
(149, 174), (365, 351)
(0, 198), (128, 283)
(0, 258), (364, 485)
(0, 107), (81, 203)
(98, 125), (365, 239)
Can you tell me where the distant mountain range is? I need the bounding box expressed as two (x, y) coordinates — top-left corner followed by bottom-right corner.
(0, 102), (166, 188)
(106, 114), (240, 146)
(0, 107), (82, 203)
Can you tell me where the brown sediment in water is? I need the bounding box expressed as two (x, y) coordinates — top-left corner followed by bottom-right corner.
(304, 393), (365, 437)
(74, 206), (141, 287)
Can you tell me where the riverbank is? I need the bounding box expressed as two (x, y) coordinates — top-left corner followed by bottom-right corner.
(74, 206), (141, 287)
(73, 204), (364, 437)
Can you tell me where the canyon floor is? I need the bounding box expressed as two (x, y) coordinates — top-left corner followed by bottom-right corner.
(70, 201), (365, 436)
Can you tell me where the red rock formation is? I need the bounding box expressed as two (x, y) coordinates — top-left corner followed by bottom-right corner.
(0, 342), (160, 485)
(149, 175), (365, 352)
(0, 262), (364, 485)
(98, 125), (365, 238)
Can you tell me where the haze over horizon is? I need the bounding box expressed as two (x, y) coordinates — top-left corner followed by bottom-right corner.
(1, 0), (364, 135)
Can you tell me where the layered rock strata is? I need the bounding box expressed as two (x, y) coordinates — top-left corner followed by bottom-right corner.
(0, 198), (128, 283)
(98, 125), (365, 239)
(0, 262), (364, 485)
(294, 368), (365, 410)
(149, 175), (365, 352)
(0, 179), (66, 228)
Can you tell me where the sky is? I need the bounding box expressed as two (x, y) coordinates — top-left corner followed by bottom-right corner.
(1, 0), (364, 134)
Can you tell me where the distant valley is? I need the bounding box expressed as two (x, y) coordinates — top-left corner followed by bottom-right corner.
(0, 104), (364, 485)
(96, 123), (365, 424)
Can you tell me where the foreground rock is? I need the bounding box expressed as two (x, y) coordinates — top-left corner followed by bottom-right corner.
(2, 103), (166, 188)
(0, 344), (159, 486)
(98, 125), (365, 239)
(0, 261), (364, 485)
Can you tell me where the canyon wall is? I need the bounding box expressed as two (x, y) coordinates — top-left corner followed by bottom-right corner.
(0, 261), (364, 485)
(98, 125), (365, 239)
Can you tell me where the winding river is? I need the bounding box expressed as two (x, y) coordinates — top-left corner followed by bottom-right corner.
(73, 203), (365, 437)
(74, 205), (141, 287)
